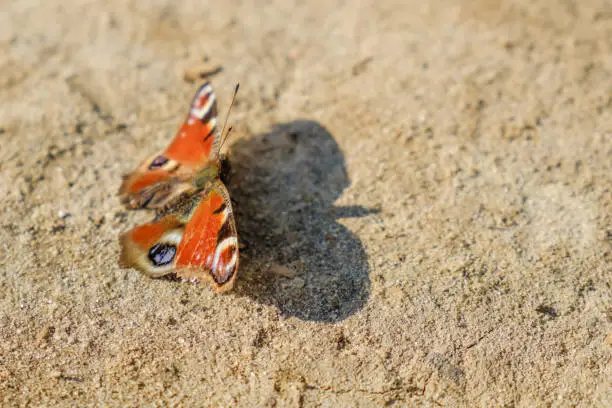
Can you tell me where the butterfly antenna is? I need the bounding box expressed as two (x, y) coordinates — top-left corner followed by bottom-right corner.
(221, 125), (234, 149)
(218, 83), (240, 152)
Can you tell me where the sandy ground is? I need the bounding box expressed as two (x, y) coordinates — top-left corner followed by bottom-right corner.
(1, 0), (611, 406)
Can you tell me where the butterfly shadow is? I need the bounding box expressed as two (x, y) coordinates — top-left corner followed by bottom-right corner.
(228, 120), (375, 322)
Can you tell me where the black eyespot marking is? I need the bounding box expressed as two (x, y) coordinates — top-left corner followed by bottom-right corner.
(149, 155), (169, 169)
(148, 243), (176, 266)
(213, 201), (227, 214)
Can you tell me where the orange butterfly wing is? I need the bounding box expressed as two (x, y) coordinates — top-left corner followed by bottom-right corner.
(119, 82), (221, 209)
(119, 180), (239, 292)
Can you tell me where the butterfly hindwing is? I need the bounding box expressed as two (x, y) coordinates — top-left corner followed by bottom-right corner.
(119, 82), (222, 209)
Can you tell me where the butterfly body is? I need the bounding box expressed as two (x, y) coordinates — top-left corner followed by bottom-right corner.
(119, 83), (239, 292)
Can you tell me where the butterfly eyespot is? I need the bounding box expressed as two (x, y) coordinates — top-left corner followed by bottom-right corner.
(148, 155), (169, 169)
(148, 243), (176, 266)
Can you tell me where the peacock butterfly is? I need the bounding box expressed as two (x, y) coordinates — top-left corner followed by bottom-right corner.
(118, 82), (239, 292)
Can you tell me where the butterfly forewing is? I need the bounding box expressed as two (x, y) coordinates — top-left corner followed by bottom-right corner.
(119, 216), (185, 277)
(175, 180), (239, 292)
(164, 82), (221, 165)
(119, 82), (222, 209)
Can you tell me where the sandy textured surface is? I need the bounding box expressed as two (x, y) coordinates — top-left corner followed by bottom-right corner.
(1, 0), (611, 406)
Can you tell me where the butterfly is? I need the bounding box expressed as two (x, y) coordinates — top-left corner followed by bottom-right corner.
(118, 82), (240, 292)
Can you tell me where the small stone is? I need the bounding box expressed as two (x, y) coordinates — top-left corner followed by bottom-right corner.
(183, 63), (223, 83)
(36, 325), (54, 344)
(58, 210), (71, 219)
(50, 370), (62, 379)
(269, 264), (297, 278)
(288, 277), (305, 289)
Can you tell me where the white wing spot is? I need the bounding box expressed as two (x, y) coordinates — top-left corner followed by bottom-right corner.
(225, 250), (238, 274)
(190, 92), (216, 119)
(162, 230), (183, 246)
